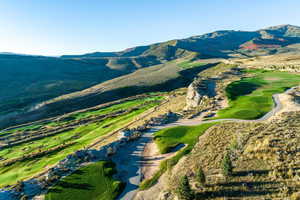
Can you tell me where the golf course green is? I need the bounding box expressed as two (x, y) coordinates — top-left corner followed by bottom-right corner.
(216, 69), (300, 119)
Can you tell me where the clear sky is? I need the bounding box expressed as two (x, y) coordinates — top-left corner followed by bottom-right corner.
(0, 0), (299, 56)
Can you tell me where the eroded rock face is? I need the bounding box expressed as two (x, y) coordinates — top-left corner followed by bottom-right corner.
(186, 83), (202, 108)
(292, 86), (300, 104)
(185, 78), (213, 109)
(158, 191), (175, 200)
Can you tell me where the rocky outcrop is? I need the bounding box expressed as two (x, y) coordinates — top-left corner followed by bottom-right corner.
(145, 111), (180, 127)
(185, 78), (215, 109)
(291, 86), (300, 104)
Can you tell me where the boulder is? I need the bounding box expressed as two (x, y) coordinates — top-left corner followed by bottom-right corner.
(185, 79), (210, 109)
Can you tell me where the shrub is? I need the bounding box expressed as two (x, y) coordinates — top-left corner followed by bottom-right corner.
(20, 195), (28, 200)
(176, 175), (193, 200)
(15, 181), (24, 193)
(196, 167), (206, 186)
(291, 192), (300, 200)
(222, 151), (233, 177)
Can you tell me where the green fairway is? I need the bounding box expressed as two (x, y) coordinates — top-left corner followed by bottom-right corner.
(0, 96), (162, 187)
(67, 96), (164, 121)
(216, 69), (300, 119)
(154, 123), (217, 154)
(140, 122), (217, 190)
(45, 161), (124, 200)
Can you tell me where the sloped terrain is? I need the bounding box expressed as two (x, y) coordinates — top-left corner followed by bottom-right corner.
(2, 25), (300, 129)
(0, 54), (165, 119)
(0, 60), (215, 128)
(163, 112), (300, 200)
(0, 58), (299, 200)
(0, 95), (163, 187)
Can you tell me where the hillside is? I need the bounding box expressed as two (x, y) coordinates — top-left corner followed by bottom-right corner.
(0, 60), (216, 128)
(1, 24), (300, 129)
(0, 53), (183, 127)
(62, 24), (300, 59)
(0, 29), (300, 199)
(0, 55), (134, 116)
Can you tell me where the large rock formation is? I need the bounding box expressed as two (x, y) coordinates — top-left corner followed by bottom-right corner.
(185, 78), (214, 109)
(292, 86), (300, 103)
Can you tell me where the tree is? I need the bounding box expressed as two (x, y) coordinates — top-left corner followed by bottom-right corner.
(177, 175), (194, 200)
(222, 151), (233, 177)
(15, 181), (24, 193)
(196, 167), (206, 186)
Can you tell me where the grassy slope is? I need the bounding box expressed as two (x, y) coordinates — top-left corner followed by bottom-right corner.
(140, 122), (218, 190)
(11, 61), (214, 129)
(178, 60), (207, 69)
(0, 97), (162, 187)
(216, 69), (300, 119)
(45, 161), (124, 200)
(0, 55), (127, 116)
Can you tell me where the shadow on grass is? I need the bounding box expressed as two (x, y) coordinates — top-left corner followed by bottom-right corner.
(232, 169), (270, 177)
(56, 181), (93, 190)
(226, 80), (262, 100)
(216, 181), (278, 187)
(47, 188), (63, 194)
(196, 188), (279, 199)
(72, 169), (85, 175)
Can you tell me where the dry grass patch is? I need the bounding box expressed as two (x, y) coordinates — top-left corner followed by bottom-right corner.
(164, 112), (300, 199)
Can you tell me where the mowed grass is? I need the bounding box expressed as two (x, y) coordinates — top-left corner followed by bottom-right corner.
(154, 123), (217, 154)
(0, 97), (162, 187)
(45, 161), (124, 200)
(0, 124), (43, 136)
(140, 122), (217, 190)
(67, 96), (164, 121)
(216, 70), (300, 119)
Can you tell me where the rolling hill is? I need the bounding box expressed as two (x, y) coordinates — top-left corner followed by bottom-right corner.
(1, 24), (300, 129)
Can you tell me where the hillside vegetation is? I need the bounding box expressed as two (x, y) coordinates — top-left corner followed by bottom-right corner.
(1, 61), (214, 128)
(0, 55), (125, 116)
(162, 112), (300, 199)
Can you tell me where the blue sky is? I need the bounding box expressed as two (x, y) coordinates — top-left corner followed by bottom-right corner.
(0, 0), (299, 55)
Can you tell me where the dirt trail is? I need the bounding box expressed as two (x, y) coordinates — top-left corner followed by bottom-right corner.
(141, 142), (185, 180)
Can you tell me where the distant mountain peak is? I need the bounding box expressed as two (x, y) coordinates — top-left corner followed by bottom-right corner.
(263, 24), (300, 30)
(259, 24), (300, 37)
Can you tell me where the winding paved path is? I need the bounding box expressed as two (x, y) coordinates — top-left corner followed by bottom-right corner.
(112, 87), (297, 200)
